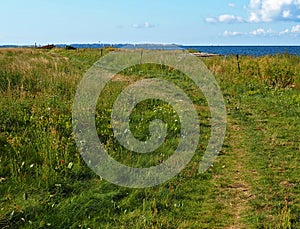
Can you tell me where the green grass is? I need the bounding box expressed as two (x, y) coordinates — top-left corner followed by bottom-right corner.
(0, 48), (300, 228)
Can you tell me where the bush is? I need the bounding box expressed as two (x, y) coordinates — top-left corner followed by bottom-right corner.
(257, 54), (300, 89)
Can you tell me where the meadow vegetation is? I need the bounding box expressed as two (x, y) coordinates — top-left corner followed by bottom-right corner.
(0, 48), (299, 228)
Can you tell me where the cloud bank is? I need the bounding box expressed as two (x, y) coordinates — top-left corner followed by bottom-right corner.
(223, 24), (300, 36)
(206, 0), (300, 23)
(248, 0), (300, 22)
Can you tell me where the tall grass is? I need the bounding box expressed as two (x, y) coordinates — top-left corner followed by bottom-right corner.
(203, 53), (300, 90)
(0, 48), (299, 228)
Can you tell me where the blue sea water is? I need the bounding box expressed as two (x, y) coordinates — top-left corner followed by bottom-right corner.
(181, 46), (300, 56)
(116, 44), (300, 56)
(117, 44), (300, 56)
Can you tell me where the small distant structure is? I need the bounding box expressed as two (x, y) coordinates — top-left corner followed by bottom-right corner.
(37, 44), (56, 49)
(65, 45), (77, 50)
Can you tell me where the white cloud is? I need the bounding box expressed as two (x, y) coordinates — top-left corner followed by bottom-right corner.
(228, 3), (236, 8)
(250, 28), (266, 35)
(291, 24), (300, 32)
(248, 12), (260, 22)
(279, 28), (290, 35)
(219, 14), (241, 23)
(205, 0), (300, 24)
(248, 0), (261, 9)
(205, 17), (218, 23)
(247, 0), (300, 22)
(223, 30), (244, 36)
(132, 22), (156, 29)
(205, 14), (245, 23)
(282, 9), (292, 18)
(223, 25), (300, 36)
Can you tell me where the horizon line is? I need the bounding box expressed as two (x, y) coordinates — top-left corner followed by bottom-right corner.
(1, 43), (300, 47)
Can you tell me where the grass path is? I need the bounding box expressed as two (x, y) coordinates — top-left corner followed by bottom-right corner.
(213, 116), (258, 228)
(214, 87), (300, 228)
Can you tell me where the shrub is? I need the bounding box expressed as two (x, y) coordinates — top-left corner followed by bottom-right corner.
(259, 55), (296, 89)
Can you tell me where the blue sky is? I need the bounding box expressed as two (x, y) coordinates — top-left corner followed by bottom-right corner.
(1, 0), (300, 45)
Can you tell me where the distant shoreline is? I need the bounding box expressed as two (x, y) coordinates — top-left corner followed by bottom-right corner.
(1, 44), (300, 56)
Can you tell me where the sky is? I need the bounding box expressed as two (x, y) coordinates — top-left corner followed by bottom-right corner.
(1, 0), (300, 45)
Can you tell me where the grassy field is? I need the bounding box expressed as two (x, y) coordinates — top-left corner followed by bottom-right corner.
(0, 48), (300, 228)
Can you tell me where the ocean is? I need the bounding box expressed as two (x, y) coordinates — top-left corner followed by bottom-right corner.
(103, 44), (300, 56)
(181, 46), (300, 56)
(118, 44), (300, 56)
